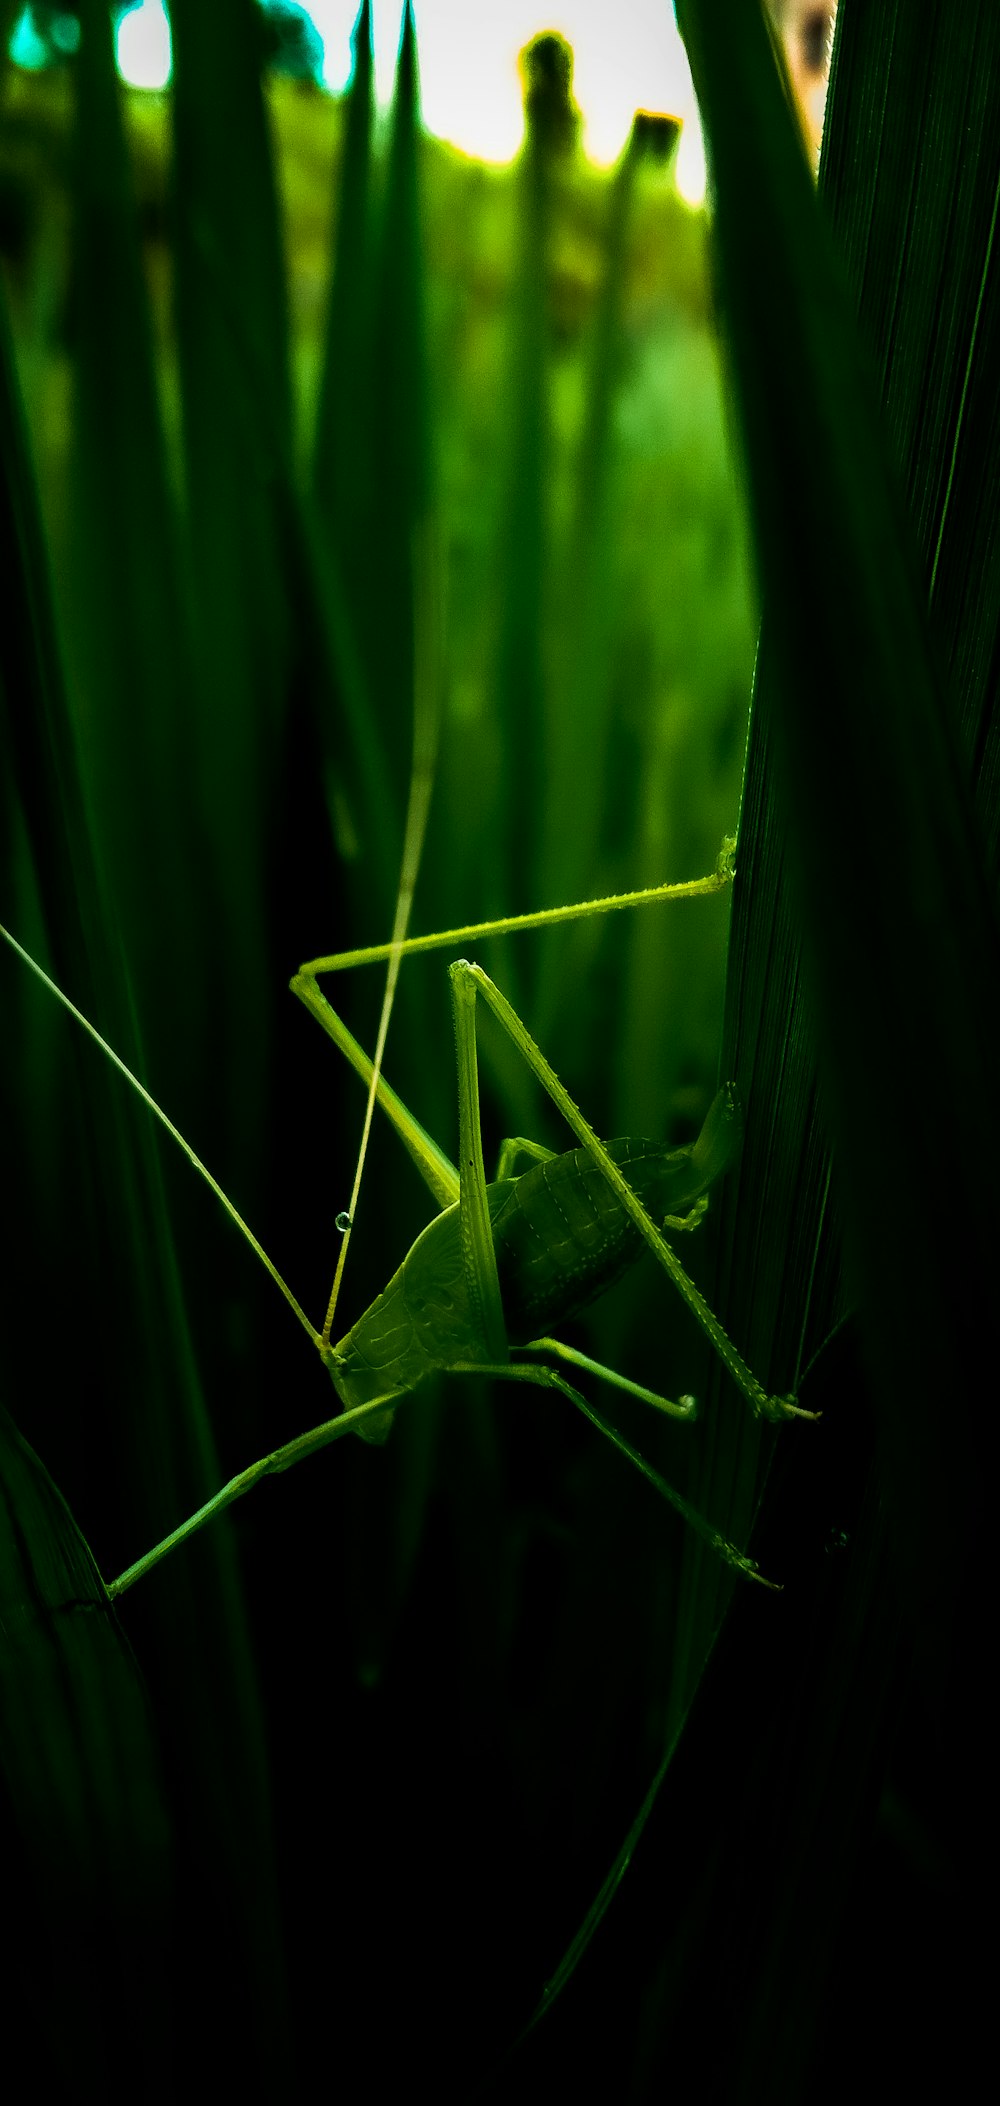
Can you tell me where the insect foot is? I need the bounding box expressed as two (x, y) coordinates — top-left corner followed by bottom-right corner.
(716, 834), (738, 883)
(761, 1392), (822, 1423)
(663, 1197), (710, 1233)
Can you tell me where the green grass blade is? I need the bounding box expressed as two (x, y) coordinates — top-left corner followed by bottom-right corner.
(169, 0), (292, 1159)
(616, 1), (1000, 2094)
(510, 1), (999, 2077)
(677, 0), (1000, 1661)
(0, 1401), (172, 2089)
(532, 114), (644, 1046)
(312, 0), (373, 524)
(0, 280), (96, 1000)
(487, 34), (559, 937)
(69, 0), (199, 1067)
(307, 0), (405, 898)
(363, 2), (434, 812)
(1, 68), (292, 2081)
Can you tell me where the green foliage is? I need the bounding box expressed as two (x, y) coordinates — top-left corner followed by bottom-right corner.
(1, 0), (994, 2095)
(0, 1403), (170, 2089)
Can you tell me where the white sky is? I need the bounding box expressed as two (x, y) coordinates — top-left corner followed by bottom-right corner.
(110, 1), (706, 201)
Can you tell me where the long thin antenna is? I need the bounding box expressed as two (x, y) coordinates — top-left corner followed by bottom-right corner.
(0, 921), (319, 1350)
(319, 516), (443, 1347)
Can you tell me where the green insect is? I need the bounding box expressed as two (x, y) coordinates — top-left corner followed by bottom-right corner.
(326, 1050), (744, 1441)
(1, 839), (812, 1598)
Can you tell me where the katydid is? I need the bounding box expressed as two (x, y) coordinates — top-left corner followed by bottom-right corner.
(0, 838), (813, 1600)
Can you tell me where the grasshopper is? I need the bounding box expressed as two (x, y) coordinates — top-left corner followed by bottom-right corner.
(1, 839), (812, 1598)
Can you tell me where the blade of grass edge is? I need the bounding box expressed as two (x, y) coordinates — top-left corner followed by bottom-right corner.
(678, 0), (1000, 1700)
(501, 0), (999, 2056)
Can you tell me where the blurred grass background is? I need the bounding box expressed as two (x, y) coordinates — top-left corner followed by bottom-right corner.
(1, 2), (996, 2099)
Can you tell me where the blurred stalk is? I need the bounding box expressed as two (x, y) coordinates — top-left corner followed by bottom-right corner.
(643, 0), (1000, 2095)
(69, 0), (201, 1085)
(533, 112), (647, 1054)
(170, 0), (292, 1168)
(514, 7), (998, 2094)
(489, 34), (567, 939)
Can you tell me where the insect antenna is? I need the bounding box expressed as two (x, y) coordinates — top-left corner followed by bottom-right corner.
(318, 517), (443, 1347)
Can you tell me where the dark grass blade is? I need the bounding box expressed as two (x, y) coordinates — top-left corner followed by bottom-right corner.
(487, 33), (561, 943)
(676, 0), (1000, 1656)
(716, 9), (999, 2093)
(822, 3), (1000, 855)
(307, 0), (403, 905)
(0, 272), (96, 1006)
(68, 0), (201, 1080)
(1, 44), (292, 2082)
(312, 0), (374, 531)
(69, 6), (298, 2075)
(419, 38), (562, 1139)
(504, 0), (1000, 2084)
(363, 2), (433, 809)
(169, 0), (293, 1165)
(309, 2), (455, 1686)
(677, 0), (1000, 1735)
(0, 1402), (171, 2091)
(306, 0), (403, 899)
(532, 114), (650, 1050)
(622, 0), (999, 2095)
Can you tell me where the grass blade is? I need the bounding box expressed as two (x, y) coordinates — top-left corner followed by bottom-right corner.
(0, 1402), (171, 2090)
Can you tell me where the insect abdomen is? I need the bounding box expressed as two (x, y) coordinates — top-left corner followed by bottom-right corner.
(492, 1088), (741, 1342)
(332, 1085), (742, 1432)
(490, 1139), (673, 1339)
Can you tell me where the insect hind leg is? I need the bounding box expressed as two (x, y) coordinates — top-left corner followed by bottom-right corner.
(449, 1357), (776, 1587)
